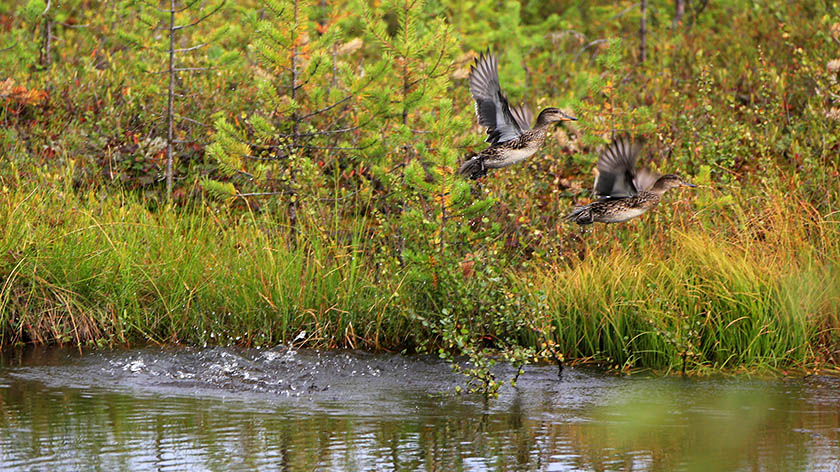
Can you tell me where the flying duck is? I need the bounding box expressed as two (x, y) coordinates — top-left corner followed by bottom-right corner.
(565, 135), (696, 225)
(458, 51), (577, 180)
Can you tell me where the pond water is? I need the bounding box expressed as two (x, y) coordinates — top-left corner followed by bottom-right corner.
(0, 346), (838, 471)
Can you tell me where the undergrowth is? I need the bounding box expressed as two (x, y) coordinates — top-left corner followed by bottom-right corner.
(1, 179), (837, 381)
(2, 0), (840, 390)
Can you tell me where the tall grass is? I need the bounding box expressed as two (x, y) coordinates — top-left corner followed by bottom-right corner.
(1, 181), (838, 372)
(532, 185), (840, 372)
(0, 186), (400, 348)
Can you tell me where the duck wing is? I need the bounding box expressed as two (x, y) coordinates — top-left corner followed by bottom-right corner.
(632, 167), (660, 192)
(593, 135), (646, 198)
(509, 103), (533, 131)
(469, 51), (527, 144)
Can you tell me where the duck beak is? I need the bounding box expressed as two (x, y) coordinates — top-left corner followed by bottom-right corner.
(682, 181), (697, 188)
(561, 111), (578, 121)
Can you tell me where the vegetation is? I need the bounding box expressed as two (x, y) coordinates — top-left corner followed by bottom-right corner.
(2, 0), (839, 386)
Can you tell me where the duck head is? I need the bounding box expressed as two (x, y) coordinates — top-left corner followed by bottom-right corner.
(535, 107), (577, 128)
(650, 174), (697, 193)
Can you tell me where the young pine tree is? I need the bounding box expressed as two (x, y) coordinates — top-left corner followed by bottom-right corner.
(363, 1), (541, 397)
(120, 0), (234, 201)
(361, 0), (496, 265)
(204, 0), (373, 239)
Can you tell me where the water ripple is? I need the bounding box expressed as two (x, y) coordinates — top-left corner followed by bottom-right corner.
(0, 347), (838, 471)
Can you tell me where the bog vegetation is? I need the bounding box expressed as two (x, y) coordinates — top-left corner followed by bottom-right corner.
(1, 0), (839, 388)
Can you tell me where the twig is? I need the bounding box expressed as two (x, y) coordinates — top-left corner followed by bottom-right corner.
(174, 43), (209, 53)
(152, 66), (216, 73)
(166, 0), (176, 201)
(243, 153), (289, 161)
(293, 143), (372, 151)
(175, 0), (204, 13)
(573, 39), (606, 62)
(158, 1), (226, 31)
(175, 114), (210, 127)
(172, 139), (209, 144)
(298, 96), (351, 120)
(237, 191), (294, 197)
(613, 2), (640, 19)
(639, 0), (647, 63)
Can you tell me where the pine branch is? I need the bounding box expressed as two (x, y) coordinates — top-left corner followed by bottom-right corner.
(289, 60), (322, 92)
(155, 1), (226, 31)
(136, 15), (158, 29)
(296, 58), (324, 90)
(298, 95), (351, 120)
(263, 0), (286, 18)
(293, 143), (372, 151)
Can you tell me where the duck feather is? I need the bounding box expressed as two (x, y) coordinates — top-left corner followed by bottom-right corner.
(469, 51), (527, 145)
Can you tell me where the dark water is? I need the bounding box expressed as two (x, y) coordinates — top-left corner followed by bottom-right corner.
(0, 347), (838, 471)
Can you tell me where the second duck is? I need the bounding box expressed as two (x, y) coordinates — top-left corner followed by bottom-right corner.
(565, 135), (696, 225)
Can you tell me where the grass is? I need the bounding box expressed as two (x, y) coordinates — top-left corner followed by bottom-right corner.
(532, 186), (840, 373)
(1, 179), (838, 373)
(0, 185), (400, 349)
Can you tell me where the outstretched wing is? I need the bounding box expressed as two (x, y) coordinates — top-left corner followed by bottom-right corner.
(509, 103), (533, 131)
(469, 51), (527, 144)
(594, 135), (652, 198)
(632, 167), (659, 193)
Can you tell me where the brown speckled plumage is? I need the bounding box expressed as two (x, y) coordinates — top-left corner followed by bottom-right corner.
(458, 51), (576, 180)
(565, 136), (695, 225)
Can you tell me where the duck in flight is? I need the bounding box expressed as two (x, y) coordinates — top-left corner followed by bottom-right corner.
(458, 51), (577, 180)
(565, 135), (696, 225)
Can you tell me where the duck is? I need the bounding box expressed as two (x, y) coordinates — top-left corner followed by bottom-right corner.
(565, 135), (695, 225)
(458, 51), (577, 180)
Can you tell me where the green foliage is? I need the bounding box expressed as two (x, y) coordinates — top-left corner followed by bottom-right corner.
(20, 0), (45, 22)
(360, 0), (546, 395)
(1, 0), (840, 384)
(204, 0), (370, 226)
(200, 178), (237, 199)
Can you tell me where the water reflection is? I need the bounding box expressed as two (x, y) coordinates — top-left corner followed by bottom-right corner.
(0, 347), (837, 471)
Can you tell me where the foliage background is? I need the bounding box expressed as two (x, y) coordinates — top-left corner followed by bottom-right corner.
(1, 0), (839, 377)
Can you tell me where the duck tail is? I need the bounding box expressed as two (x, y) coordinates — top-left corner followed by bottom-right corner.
(564, 204), (593, 225)
(458, 155), (486, 180)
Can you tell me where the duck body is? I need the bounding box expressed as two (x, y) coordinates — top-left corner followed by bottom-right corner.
(458, 126), (548, 179)
(565, 135), (695, 225)
(565, 192), (662, 225)
(458, 51), (576, 180)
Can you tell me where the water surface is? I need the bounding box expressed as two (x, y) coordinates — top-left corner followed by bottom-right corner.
(0, 347), (837, 471)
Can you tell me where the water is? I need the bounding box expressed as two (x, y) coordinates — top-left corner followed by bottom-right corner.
(0, 347), (838, 471)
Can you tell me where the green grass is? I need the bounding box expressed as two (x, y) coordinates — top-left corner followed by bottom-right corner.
(1, 182), (838, 373)
(0, 186), (402, 349)
(531, 192), (840, 373)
